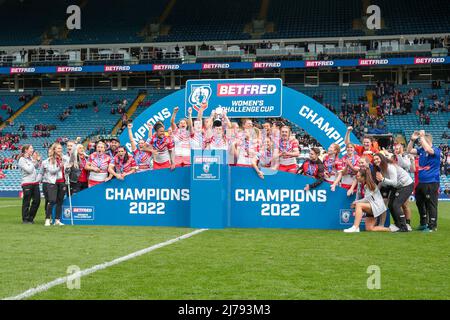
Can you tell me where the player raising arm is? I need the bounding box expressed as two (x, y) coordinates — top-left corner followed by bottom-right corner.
(344, 126), (379, 163)
(171, 106), (192, 167)
(127, 123), (153, 172)
(141, 122), (176, 170)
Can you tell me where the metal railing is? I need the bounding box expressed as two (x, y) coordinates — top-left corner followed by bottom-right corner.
(87, 53), (125, 61)
(30, 54), (69, 62)
(323, 46), (367, 54)
(139, 51), (181, 60)
(197, 50), (244, 58)
(256, 47), (305, 56)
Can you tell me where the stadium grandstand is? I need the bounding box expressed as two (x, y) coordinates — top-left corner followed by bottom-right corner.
(0, 0), (449, 198)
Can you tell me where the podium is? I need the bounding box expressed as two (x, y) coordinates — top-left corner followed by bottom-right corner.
(190, 149), (230, 229)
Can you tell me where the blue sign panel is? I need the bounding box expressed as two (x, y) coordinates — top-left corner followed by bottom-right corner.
(230, 167), (354, 229)
(281, 86), (358, 155)
(190, 150), (230, 229)
(62, 168), (191, 226)
(184, 78), (282, 118)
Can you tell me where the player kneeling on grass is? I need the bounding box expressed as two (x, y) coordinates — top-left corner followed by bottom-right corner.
(344, 169), (391, 233)
(108, 146), (137, 180)
(141, 122), (176, 170)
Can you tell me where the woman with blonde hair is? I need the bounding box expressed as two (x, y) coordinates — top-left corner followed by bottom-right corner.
(68, 144), (89, 193)
(338, 143), (360, 190)
(40, 143), (68, 226)
(85, 141), (112, 187)
(253, 136), (279, 179)
(322, 143), (344, 191)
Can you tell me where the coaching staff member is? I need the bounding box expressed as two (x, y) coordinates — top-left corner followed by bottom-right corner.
(407, 130), (441, 232)
(18, 145), (41, 224)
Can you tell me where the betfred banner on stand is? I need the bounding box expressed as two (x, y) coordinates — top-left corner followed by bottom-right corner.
(184, 78), (283, 118)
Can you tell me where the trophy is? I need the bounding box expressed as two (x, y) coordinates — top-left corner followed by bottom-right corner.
(213, 106), (224, 127)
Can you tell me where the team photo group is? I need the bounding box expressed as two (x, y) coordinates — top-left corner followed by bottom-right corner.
(18, 102), (441, 233)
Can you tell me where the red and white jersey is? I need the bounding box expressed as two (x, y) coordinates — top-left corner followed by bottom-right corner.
(236, 138), (259, 166)
(322, 154), (344, 182)
(257, 147), (276, 168)
(133, 149), (152, 171)
(207, 134), (228, 150)
(87, 152), (111, 182)
(278, 138), (299, 166)
(113, 154), (137, 174)
(190, 131), (203, 150)
(149, 134), (174, 164)
(340, 153), (360, 186)
(173, 127), (191, 157)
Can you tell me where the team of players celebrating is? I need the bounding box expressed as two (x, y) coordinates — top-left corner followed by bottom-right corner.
(18, 105), (441, 232)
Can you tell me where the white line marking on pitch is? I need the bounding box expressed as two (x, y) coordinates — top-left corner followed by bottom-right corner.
(0, 205), (21, 208)
(3, 228), (208, 300)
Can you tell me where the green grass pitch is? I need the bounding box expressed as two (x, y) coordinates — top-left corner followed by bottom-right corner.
(0, 198), (449, 300)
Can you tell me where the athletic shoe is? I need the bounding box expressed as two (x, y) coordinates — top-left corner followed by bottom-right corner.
(406, 224), (412, 232)
(416, 224), (428, 231)
(344, 226), (360, 233)
(44, 219), (51, 227)
(422, 227), (437, 233)
(54, 220), (64, 226)
(389, 224), (400, 232)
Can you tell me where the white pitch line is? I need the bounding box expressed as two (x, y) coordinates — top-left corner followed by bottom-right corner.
(3, 228), (208, 300)
(0, 205), (21, 208)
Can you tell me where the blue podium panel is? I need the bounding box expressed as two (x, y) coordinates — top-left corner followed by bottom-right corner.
(61, 168), (191, 226)
(190, 150), (230, 229)
(230, 167), (355, 230)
